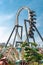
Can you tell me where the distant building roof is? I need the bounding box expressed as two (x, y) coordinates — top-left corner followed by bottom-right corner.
(0, 43), (5, 47)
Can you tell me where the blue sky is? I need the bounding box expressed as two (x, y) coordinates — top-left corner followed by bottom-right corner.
(0, 0), (43, 47)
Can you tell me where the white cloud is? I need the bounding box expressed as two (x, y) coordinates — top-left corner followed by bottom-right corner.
(35, 35), (43, 47)
(36, 13), (43, 27)
(34, 13), (43, 29)
(0, 13), (16, 43)
(0, 26), (10, 43)
(36, 22), (40, 28)
(0, 26), (16, 44)
(0, 14), (14, 22)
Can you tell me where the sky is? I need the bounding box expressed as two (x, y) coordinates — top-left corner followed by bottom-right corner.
(0, 0), (43, 47)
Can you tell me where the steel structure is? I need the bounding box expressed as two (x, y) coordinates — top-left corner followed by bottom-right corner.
(6, 6), (31, 47)
(1, 6), (43, 55)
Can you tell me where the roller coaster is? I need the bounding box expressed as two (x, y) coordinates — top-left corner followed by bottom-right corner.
(0, 6), (43, 65)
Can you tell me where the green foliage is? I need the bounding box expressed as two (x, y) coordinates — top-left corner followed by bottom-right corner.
(21, 42), (43, 63)
(21, 42), (37, 47)
(0, 53), (3, 59)
(30, 42), (37, 47)
(8, 60), (14, 65)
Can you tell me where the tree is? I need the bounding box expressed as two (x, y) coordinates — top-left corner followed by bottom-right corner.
(21, 42), (43, 65)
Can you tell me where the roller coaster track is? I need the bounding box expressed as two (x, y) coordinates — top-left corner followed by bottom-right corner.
(1, 6), (43, 55)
